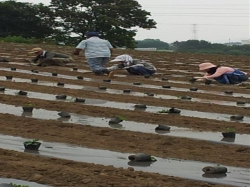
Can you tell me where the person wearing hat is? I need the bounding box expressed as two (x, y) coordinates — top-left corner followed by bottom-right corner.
(106, 54), (157, 77)
(193, 62), (248, 84)
(29, 47), (74, 66)
(73, 31), (113, 76)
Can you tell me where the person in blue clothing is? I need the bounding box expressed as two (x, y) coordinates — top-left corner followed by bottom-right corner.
(107, 54), (157, 77)
(73, 31), (113, 76)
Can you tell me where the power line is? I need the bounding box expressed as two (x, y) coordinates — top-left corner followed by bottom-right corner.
(140, 4), (249, 7)
(149, 15), (249, 17)
(156, 23), (250, 26)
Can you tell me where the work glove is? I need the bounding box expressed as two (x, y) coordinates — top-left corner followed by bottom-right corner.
(117, 63), (125, 68)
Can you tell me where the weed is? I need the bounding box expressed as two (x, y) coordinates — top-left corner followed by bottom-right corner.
(10, 183), (29, 187)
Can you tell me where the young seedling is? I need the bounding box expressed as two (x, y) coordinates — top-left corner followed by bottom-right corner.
(158, 109), (169, 113)
(22, 103), (34, 112)
(52, 72), (58, 76)
(223, 127), (235, 132)
(23, 139), (41, 151)
(10, 183), (29, 187)
(118, 116), (126, 121)
(222, 127), (236, 138)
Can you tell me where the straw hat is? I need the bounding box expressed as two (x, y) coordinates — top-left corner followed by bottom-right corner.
(28, 47), (43, 54)
(199, 62), (216, 70)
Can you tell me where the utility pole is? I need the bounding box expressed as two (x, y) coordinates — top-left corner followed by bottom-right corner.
(192, 24), (198, 40)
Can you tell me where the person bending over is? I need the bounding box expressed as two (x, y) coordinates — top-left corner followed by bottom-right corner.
(193, 62), (248, 84)
(107, 54), (156, 77)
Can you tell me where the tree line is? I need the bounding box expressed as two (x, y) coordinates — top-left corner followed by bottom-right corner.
(135, 39), (250, 56)
(0, 0), (156, 48)
(1, 1), (249, 56)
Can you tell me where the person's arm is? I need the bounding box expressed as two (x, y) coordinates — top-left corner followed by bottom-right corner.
(30, 55), (40, 63)
(204, 67), (233, 79)
(109, 48), (113, 56)
(73, 40), (86, 55)
(107, 64), (120, 71)
(73, 48), (82, 55)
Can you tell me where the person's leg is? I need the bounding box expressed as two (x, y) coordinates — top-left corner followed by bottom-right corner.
(50, 58), (69, 66)
(100, 57), (109, 68)
(132, 66), (156, 75)
(87, 58), (105, 72)
(126, 67), (141, 75)
(226, 74), (248, 84)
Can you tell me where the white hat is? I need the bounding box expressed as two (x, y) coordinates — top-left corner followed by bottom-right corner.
(110, 56), (125, 62)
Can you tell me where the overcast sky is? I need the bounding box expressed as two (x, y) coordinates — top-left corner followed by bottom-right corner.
(6, 0), (250, 43)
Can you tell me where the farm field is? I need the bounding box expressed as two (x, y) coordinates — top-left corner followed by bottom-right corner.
(0, 42), (249, 187)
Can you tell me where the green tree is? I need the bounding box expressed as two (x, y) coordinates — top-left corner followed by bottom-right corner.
(0, 1), (55, 39)
(136, 39), (169, 50)
(50, 0), (157, 48)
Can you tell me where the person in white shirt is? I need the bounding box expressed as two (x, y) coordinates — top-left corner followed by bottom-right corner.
(107, 54), (157, 77)
(73, 31), (113, 76)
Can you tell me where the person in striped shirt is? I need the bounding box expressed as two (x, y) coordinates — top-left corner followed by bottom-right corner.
(73, 32), (113, 76)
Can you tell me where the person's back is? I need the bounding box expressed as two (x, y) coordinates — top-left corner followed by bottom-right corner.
(83, 37), (111, 58)
(74, 31), (113, 75)
(132, 59), (157, 71)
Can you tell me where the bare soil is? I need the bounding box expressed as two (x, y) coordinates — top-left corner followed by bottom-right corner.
(0, 42), (249, 187)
